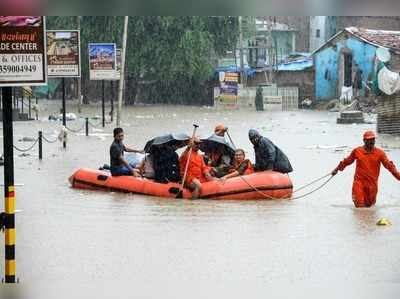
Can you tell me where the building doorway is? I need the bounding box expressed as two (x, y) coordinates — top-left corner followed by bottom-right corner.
(338, 48), (353, 101)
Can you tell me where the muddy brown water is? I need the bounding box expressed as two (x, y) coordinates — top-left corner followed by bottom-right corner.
(0, 101), (399, 298)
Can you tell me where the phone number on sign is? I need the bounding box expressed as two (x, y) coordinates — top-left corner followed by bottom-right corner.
(0, 65), (37, 73)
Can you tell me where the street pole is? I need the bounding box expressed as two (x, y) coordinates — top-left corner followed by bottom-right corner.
(28, 97), (31, 120)
(77, 16), (82, 113)
(35, 97), (38, 120)
(110, 81), (114, 122)
(239, 16), (246, 87)
(102, 80), (105, 127)
(2, 87), (16, 283)
(117, 16), (129, 126)
(62, 78), (66, 149)
(266, 16), (274, 84)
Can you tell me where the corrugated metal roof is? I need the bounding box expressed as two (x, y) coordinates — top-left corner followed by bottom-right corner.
(276, 53), (313, 71)
(214, 65), (256, 77)
(277, 59), (313, 71)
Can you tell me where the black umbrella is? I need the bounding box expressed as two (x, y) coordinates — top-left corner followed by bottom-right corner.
(200, 134), (236, 156)
(144, 133), (190, 153)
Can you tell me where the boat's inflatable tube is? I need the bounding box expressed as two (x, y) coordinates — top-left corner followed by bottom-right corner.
(69, 168), (293, 200)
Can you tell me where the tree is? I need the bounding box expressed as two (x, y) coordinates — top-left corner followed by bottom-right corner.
(46, 16), (239, 105)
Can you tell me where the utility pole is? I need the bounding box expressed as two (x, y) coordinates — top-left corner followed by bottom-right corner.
(239, 16), (246, 87)
(266, 16), (275, 84)
(117, 16), (129, 126)
(77, 16), (82, 113)
(62, 78), (66, 149)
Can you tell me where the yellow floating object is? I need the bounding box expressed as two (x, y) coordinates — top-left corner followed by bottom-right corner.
(376, 218), (392, 226)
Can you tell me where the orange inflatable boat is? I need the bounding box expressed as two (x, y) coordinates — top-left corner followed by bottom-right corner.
(69, 168), (293, 200)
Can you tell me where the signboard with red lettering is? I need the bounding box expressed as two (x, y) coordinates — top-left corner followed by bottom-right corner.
(47, 30), (80, 78)
(0, 16), (47, 86)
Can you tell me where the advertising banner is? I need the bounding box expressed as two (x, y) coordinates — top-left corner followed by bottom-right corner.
(0, 16), (47, 86)
(219, 72), (238, 105)
(47, 30), (80, 77)
(89, 43), (116, 80)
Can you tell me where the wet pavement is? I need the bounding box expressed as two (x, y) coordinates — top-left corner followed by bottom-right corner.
(0, 101), (399, 298)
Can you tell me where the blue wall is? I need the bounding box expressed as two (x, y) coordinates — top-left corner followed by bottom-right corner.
(315, 36), (377, 101)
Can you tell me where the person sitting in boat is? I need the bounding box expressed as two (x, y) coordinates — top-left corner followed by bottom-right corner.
(152, 144), (181, 184)
(134, 154), (155, 179)
(179, 137), (215, 199)
(205, 143), (232, 178)
(110, 127), (144, 176)
(220, 149), (254, 181)
(248, 129), (293, 174)
(203, 124), (232, 177)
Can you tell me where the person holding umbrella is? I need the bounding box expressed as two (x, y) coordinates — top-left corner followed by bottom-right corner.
(152, 144), (181, 183)
(142, 133), (190, 183)
(331, 130), (400, 208)
(201, 124), (235, 177)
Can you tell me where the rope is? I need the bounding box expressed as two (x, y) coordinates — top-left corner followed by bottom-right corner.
(238, 173), (334, 200)
(65, 122), (85, 133)
(42, 134), (58, 143)
(291, 173), (332, 194)
(290, 176), (334, 200)
(13, 138), (38, 152)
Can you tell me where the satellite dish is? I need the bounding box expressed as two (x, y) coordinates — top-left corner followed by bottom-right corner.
(376, 47), (391, 63)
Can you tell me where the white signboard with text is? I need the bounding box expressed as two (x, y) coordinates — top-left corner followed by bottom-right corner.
(0, 16), (47, 86)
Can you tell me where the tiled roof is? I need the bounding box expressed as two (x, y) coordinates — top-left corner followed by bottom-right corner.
(346, 27), (400, 51)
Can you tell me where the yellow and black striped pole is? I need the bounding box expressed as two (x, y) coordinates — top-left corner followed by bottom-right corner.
(4, 186), (15, 283)
(2, 87), (16, 283)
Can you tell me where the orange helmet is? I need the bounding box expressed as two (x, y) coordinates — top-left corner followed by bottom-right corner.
(363, 130), (376, 140)
(214, 124), (227, 133)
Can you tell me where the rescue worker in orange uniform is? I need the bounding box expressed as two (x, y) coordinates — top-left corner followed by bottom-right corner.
(331, 131), (400, 208)
(179, 137), (214, 199)
(214, 123), (228, 137)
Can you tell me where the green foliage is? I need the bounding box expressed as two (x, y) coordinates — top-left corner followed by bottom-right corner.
(45, 16), (239, 105)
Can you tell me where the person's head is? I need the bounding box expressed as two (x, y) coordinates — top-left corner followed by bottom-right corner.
(113, 127), (124, 142)
(190, 136), (202, 151)
(214, 124), (227, 137)
(234, 149), (246, 163)
(363, 130), (376, 149)
(248, 129), (261, 145)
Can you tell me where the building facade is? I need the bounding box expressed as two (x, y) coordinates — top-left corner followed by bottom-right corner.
(313, 27), (400, 101)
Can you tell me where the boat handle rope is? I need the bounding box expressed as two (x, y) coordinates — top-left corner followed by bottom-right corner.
(238, 173), (334, 200)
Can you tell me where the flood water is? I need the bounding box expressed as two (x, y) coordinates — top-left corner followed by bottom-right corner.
(0, 101), (400, 298)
